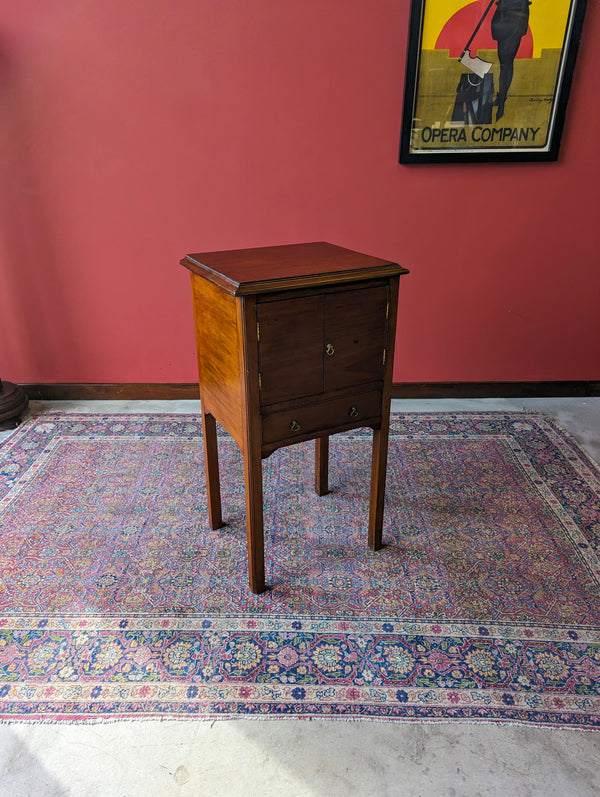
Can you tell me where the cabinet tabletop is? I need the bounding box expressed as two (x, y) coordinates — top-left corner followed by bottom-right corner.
(181, 241), (408, 296)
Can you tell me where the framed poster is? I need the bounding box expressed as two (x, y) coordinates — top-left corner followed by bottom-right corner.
(399, 0), (588, 163)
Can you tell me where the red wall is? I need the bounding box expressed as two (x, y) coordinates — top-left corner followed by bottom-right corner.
(1, 0), (599, 385)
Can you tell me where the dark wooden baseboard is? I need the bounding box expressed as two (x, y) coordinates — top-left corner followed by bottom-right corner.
(23, 383), (201, 401)
(391, 381), (600, 399)
(21, 381), (600, 401)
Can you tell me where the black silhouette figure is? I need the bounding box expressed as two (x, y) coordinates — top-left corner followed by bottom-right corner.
(491, 0), (531, 120)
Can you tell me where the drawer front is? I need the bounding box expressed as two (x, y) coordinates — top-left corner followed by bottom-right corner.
(262, 390), (382, 445)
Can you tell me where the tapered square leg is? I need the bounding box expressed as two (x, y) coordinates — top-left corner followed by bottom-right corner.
(202, 411), (223, 530)
(368, 424), (390, 550)
(315, 436), (330, 496)
(243, 446), (266, 594)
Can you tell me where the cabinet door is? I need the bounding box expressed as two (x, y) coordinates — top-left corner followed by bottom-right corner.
(324, 285), (388, 392)
(257, 295), (324, 405)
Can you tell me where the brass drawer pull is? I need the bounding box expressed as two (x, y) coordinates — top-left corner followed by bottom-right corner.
(349, 406), (359, 418)
(325, 343), (335, 356)
(289, 419), (301, 432)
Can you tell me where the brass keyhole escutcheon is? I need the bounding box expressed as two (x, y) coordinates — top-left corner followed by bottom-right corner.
(289, 419), (301, 432)
(325, 343), (335, 356)
(349, 406), (359, 418)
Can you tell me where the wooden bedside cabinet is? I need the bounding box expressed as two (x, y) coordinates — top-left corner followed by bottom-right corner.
(181, 242), (409, 594)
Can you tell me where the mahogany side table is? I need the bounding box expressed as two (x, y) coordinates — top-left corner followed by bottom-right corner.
(181, 242), (409, 593)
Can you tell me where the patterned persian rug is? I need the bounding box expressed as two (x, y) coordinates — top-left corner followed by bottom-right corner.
(0, 412), (599, 727)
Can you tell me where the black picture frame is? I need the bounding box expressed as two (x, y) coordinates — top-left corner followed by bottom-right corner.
(399, 0), (588, 163)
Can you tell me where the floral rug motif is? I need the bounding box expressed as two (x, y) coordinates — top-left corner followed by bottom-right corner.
(0, 412), (599, 726)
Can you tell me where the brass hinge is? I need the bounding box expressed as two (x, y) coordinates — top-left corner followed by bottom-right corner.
(258, 372), (262, 389)
(382, 348), (387, 365)
(386, 301), (389, 320)
(256, 321), (260, 341)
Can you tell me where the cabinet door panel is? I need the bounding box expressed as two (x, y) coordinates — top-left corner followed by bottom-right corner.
(257, 295), (324, 405)
(324, 285), (388, 392)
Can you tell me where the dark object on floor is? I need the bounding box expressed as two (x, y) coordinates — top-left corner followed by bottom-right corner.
(0, 379), (29, 430)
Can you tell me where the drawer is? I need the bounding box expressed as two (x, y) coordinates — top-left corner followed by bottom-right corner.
(262, 390), (382, 445)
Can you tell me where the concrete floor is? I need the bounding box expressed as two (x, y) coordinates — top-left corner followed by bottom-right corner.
(1, 398), (599, 797)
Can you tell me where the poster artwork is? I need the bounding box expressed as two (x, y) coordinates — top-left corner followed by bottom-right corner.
(400, 0), (587, 161)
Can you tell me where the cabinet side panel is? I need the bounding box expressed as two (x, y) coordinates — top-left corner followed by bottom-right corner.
(190, 273), (245, 446)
